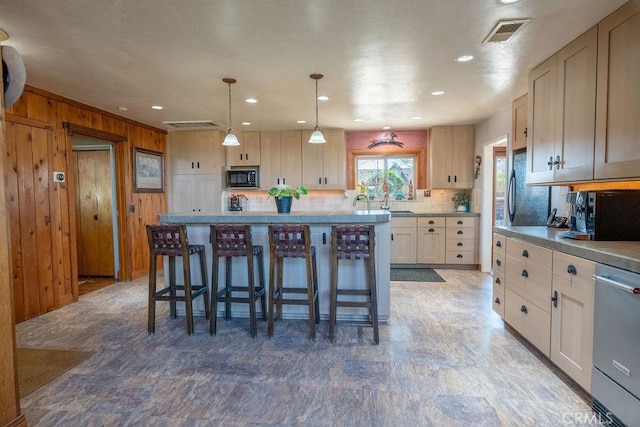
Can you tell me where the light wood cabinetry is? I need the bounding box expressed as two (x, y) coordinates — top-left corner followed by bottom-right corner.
(302, 129), (346, 189)
(428, 125), (474, 189)
(551, 252), (595, 390)
(594, 1), (640, 180)
(527, 26), (597, 184)
(168, 130), (224, 174)
(417, 217), (445, 264)
(512, 94), (528, 151)
(260, 130), (302, 189)
(226, 131), (261, 166)
(492, 233), (506, 317)
(444, 216), (478, 264)
(504, 238), (552, 356)
(171, 174), (222, 213)
(390, 217), (417, 264)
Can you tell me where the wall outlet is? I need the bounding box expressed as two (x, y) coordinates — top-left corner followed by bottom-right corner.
(424, 189), (431, 197)
(53, 171), (65, 182)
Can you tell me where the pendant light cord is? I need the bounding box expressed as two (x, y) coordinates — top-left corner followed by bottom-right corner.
(227, 81), (233, 131)
(314, 78), (319, 130)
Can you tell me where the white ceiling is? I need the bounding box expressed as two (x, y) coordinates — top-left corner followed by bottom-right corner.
(0, 0), (627, 133)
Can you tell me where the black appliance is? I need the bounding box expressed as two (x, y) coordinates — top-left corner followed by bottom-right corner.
(226, 168), (258, 188)
(571, 190), (640, 241)
(507, 148), (551, 226)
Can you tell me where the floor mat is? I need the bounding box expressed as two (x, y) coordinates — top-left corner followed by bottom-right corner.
(17, 348), (94, 397)
(390, 268), (445, 282)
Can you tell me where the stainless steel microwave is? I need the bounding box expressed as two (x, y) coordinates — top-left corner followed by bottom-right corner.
(226, 168), (259, 188)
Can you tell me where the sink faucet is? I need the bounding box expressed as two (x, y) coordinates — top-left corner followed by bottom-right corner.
(380, 192), (390, 210)
(353, 193), (371, 211)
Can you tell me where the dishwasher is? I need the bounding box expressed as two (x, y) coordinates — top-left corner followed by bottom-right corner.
(592, 263), (640, 426)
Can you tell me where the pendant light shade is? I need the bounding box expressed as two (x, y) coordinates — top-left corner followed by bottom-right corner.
(308, 73), (326, 144)
(222, 77), (240, 146)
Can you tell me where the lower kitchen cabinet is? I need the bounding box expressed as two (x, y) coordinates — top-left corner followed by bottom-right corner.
(391, 217), (417, 264)
(492, 233), (506, 317)
(505, 288), (551, 356)
(551, 252), (595, 390)
(171, 174), (222, 213)
(417, 217), (445, 264)
(445, 217), (478, 264)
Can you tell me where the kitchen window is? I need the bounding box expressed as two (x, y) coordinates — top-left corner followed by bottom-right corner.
(355, 155), (416, 197)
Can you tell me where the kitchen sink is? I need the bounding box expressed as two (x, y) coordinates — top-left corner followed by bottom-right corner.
(389, 210), (413, 214)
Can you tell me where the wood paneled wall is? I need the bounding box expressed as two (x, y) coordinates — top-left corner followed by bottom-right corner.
(4, 85), (167, 323)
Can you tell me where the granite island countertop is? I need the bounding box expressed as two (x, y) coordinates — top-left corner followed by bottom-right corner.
(159, 210), (392, 225)
(495, 226), (640, 273)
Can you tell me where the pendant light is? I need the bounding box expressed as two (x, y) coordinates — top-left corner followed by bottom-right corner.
(222, 77), (240, 146)
(308, 73), (326, 144)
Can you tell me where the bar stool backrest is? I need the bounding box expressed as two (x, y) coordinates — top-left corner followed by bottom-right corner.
(147, 224), (190, 257)
(211, 224), (253, 257)
(269, 224), (311, 258)
(332, 224), (375, 260)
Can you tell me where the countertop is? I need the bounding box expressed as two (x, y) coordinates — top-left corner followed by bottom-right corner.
(387, 211), (481, 218)
(495, 226), (640, 273)
(159, 210), (392, 225)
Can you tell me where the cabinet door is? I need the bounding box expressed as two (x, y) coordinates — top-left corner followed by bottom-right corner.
(301, 130), (325, 189)
(553, 26), (597, 183)
(512, 94), (528, 151)
(429, 126), (453, 188)
(416, 227), (445, 264)
(226, 132), (261, 166)
(391, 227), (417, 264)
(451, 125), (474, 188)
(279, 130), (303, 188)
(322, 129), (346, 189)
(259, 131), (281, 189)
(171, 174), (221, 213)
(594, 1), (640, 180)
(168, 130), (224, 174)
(527, 55), (557, 184)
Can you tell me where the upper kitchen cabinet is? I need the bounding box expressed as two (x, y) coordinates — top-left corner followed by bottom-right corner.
(226, 131), (261, 167)
(167, 130), (225, 174)
(260, 130), (303, 189)
(527, 26), (597, 184)
(594, 1), (640, 180)
(429, 125), (474, 189)
(512, 94), (528, 151)
(302, 129), (346, 190)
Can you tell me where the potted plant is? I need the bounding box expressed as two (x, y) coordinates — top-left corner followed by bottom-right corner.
(267, 185), (308, 213)
(453, 191), (470, 212)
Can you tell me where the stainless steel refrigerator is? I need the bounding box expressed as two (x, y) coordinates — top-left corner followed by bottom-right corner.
(507, 148), (551, 226)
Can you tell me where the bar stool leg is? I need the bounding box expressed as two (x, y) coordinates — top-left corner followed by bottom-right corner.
(224, 257), (233, 321)
(210, 252), (220, 335)
(148, 253), (158, 334)
(329, 252), (338, 342)
(257, 250), (267, 322)
(168, 256), (177, 319)
(312, 251), (320, 325)
(182, 253), (194, 335)
(306, 252), (316, 340)
(367, 257), (379, 344)
(199, 250), (210, 320)
(268, 252), (277, 338)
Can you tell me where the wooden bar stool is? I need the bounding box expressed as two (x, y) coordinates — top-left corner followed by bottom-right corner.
(146, 224), (210, 335)
(268, 224), (320, 340)
(329, 224), (379, 344)
(210, 224), (267, 338)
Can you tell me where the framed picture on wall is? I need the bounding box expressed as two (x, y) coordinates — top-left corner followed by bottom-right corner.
(133, 147), (164, 193)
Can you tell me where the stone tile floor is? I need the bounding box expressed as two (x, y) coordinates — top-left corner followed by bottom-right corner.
(17, 269), (595, 426)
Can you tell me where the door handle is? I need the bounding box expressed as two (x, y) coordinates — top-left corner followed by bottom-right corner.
(552, 290), (558, 308)
(495, 297), (500, 305)
(521, 305), (528, 314)
(94, 214), (98, 221)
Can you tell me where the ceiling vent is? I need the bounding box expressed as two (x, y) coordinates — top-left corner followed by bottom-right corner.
(483, 19), (531, 44)
(163, 120), (218, 128)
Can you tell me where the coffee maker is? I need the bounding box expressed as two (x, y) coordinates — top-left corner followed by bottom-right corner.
(561, 191), (591, 239)
(228, 194), (246, 211)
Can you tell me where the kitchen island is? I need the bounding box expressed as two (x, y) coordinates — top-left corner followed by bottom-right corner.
(158, 210), (392, 322)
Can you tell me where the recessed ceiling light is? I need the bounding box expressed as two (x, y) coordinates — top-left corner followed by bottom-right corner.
(353, 118), (363, 122)
(297, 120), (306, 124)
(317, 95), (329, 101)
(382, 126), (391, 130)
(499, 0), (520, 4)
(431, 90), (445, 96)
(118, 106), (128, 112)
(151, 105), (164, 110)
(456, 55), (474, 62)
(245, 98), (258, 103)
(412, 116), (422, 120)
(242, 122), (251, 126)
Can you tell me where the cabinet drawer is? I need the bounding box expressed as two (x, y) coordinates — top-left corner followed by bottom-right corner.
(506, 238), (552, 270)
(493, 233), (506, 254)
(418, 217), (446, 228)
(447, 238), (474, 251)
(445, 249), (475, 264)
(446, 217), (475, 228)
(506, 258), (552, 312)
(493, 272), (505, 318)
(391, 217), (417, 228)
(493, 250), (506, 274)
(505, 288), (551, 356)
(552, 252), (595, 290)
(446, 227), (474, 239)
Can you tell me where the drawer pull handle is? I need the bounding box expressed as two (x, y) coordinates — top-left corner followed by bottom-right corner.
(428, 220), (435, 224)
(494, 297), (500, 305)
(457, 230), (463, 235)
(322, 233), (326, 245)
(521, 305), (528, 314)
(495, 277), (501, 285)
(496, 241), (502, 247)
(567, 265), (577, 275)
(552, 290), (558, 308)
(457, 242), (463, 247)
(457, 220), (463, 225)
(429, 228), (435, 232)
(456, 254), (463, 258)
(522, 249), (529, 258)
(496, 260), (501, 266)
(522, 270), (528, 278)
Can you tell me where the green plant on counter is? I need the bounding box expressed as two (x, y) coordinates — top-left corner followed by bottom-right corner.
(453, 191), (470, 207)
(267, 185), (308, 200)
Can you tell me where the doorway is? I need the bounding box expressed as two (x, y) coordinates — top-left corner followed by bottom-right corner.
(72, 137), (120, 287)
(480, 136), (507, 272)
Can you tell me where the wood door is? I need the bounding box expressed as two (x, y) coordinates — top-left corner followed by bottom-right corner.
(74, 150), (114, 277)
(512, 94), (528, 151)
(5, 123), (55, 321)
(594, 1), (640, 179)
